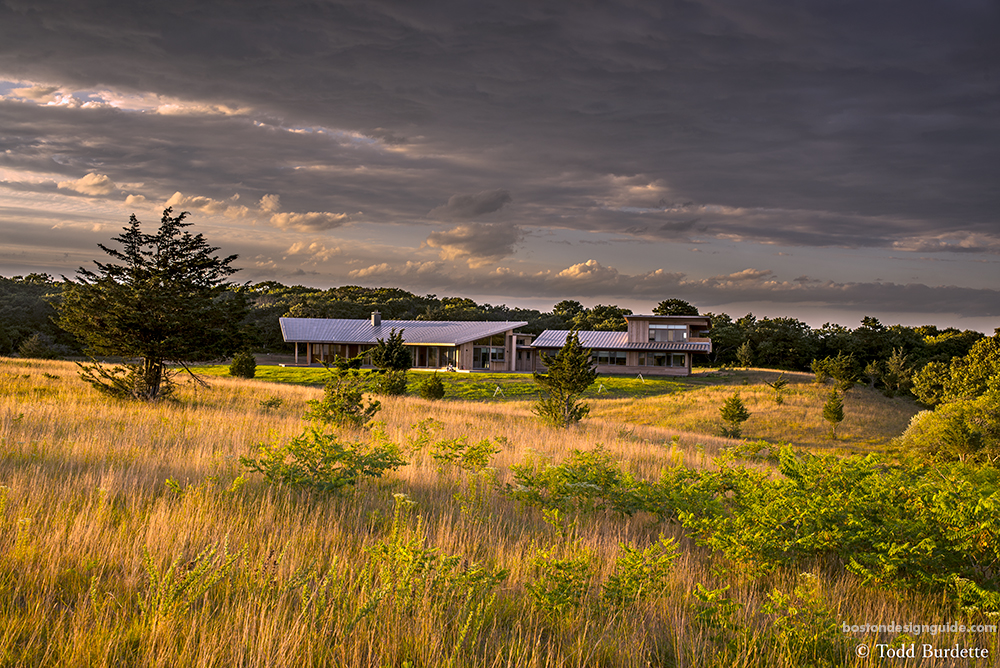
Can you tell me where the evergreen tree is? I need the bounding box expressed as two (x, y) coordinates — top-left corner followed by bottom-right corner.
(369, 328), (411, 371)
(823, 389), (845, 439)
(532, 331), (598, 427)
(368, 327), (410, 396)
(57, 209), (247, 401)
(720, 392), (751, 438)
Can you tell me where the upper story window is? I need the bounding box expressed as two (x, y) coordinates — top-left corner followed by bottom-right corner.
(648, 324), (688, 342)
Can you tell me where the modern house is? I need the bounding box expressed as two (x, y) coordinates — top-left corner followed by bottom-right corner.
(279, 312), (528, 371)
(532, 315), (712, 376)
(279, 312), (711, 376)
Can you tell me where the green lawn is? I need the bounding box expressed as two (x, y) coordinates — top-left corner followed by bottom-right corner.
(189, 364), (703, 401)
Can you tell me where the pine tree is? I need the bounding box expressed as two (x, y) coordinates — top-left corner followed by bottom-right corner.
(368, 328), (410, 396)
(823, 389), (845, 439)
(532, 331), (598, 427)
(720, 392), (751, 438)
(57, 208), (247, 400)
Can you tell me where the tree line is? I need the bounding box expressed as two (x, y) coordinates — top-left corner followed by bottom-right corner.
(4, 273), (985, 382)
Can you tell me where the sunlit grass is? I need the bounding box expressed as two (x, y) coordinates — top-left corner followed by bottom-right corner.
(0, 357), (984, 667)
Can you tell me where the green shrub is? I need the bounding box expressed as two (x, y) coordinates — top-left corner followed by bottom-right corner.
(894, 390), (1000, 464)
(603, 535), (679, 605)
(369, 369), (407, 396)
(258, 395), (283, 410)
(305, 367), (381, 428)
(228, 350), (257, 378)
(17, 333), (61, 360)
(762, 573), (845, 667)
(525, 547), (593, 616)
(241, 426), (405, 493)
(811, 352), (858, 391)
(416, 373), (446, 400)
(508, 446), (637, 516)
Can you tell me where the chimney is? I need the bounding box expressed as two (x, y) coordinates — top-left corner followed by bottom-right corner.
(371, 311), (381, 327)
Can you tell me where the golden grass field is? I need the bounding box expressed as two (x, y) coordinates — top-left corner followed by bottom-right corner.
(0, 357), (994, 667)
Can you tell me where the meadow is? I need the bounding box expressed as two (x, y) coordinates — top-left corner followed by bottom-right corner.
(1, 357), (996, 667)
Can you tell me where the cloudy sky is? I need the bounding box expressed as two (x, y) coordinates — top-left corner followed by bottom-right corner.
(1, 0), (998, 330)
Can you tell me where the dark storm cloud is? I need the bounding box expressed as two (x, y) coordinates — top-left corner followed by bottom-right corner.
(429, 189), (512, 221)
(1, 0), (996, 248)
(1, 0), (999, 319)
(346, 259), (1000, 317)
(424, 222), (522, 266)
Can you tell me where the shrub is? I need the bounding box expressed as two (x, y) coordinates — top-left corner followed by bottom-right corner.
(765, 373), (788, 404)
(305, 364), (381, 429)
(603, 535), (679, 605)
(369, 328), (411, 371)
(894, 390), (1000, 464)
(525, 547), (593, 616)
(17, 333), (61, 360)
(370, 369), (407, 396)
(229, 350), (257, 378)
(508, 446), (636, 516)
(241, 426), (405, 493)
(416, 372), (446, 400)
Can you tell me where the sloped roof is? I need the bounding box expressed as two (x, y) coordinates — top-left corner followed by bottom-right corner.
(532, 330), (711, 353)
(280, 318), (527, 346)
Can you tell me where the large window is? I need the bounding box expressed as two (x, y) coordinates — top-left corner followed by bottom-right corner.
(638, 352), (687, 367)
(649, 324), (688, 342)
(592, 350), (627, 366)
(473, 346), (505, 369)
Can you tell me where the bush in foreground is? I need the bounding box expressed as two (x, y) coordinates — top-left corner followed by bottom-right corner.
(229, 350), (257, 378)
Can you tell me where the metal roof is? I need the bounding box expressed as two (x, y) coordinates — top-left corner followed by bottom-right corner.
(531, 330), (711, 353)
(279, 318), (528, 346)
(532, 330), (627, 349)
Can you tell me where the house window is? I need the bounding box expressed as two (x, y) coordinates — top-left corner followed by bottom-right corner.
(473, 346), (505, 369)
(639, 352), (667, 366)
(649, 324), (688, 342)
(671, 354), (686, 367)
(592, 350), (626, 366)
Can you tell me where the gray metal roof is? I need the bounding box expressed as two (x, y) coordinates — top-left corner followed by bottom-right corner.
(532, 330), (627, 349)
(280, 318), (528, 346)
(532, 330), (711, 353)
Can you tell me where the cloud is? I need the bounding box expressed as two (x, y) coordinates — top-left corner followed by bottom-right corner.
(349, 260), (440, 279)
(57, 172), (117, 196)
(425, 222), (521, 266)
(164, 191), (251, 218)
(10, 85), (61, 102)
(125, 194), (146, 206)
(429, 189), (512, 220)
(284, 240), (341, 262)
(259, 194), (281, 213)
(269, 211), (350, 231)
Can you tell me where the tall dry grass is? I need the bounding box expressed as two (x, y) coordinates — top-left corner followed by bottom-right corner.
(0, 358), (992, 667)
(592, 368), (922, 452)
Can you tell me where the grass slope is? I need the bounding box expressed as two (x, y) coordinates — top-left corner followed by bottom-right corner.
(0, 358), (989, 667)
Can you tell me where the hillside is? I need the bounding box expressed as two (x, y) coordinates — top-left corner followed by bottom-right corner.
(0, 358), (996, 667)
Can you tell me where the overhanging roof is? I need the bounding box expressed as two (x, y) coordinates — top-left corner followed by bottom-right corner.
(532, 330), (711, 353)
(280, 318), (528, 346)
